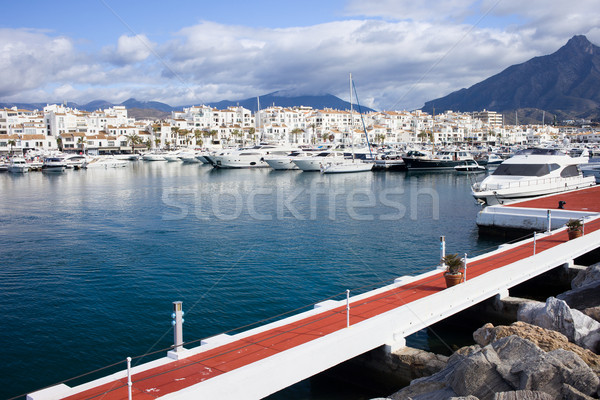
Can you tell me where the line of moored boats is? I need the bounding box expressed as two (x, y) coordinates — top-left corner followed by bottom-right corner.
(2, 143), (600, 206)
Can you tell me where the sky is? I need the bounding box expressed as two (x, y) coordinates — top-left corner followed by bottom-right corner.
(1, 0), (600, 111)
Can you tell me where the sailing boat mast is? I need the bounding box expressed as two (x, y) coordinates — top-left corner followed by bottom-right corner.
(349, 73), (355, 160)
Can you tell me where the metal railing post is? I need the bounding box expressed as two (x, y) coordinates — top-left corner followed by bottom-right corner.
(463, 253), (468, 282)
(127, 357), (132, 400)
(533, 232), (537, 255)
(440, 236), (446, 268)
(346, 290), (350, 328)
(547, 210), (551, 233)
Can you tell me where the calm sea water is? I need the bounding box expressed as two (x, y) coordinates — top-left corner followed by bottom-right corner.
(0, 162), (503, 399)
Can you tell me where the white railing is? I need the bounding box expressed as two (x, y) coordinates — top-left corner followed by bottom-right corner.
(474, 175), (587, 192)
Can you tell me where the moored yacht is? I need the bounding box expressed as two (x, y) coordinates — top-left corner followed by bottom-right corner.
(212, 145), (293, 168)
(8, 157), (29, 173)
(41, 157), (67, 172)
(321, 158), (374, 174)
(292, 151), (344, 172)
(471, 148), (595, 205)
(402, 149), (474, 170)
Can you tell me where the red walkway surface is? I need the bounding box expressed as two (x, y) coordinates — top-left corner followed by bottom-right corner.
(61, 219), (600, 400)
(506, 185), (600, 212)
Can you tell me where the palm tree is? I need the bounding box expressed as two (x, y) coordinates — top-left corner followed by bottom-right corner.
(56, 137), (63, 152)
(194, 129), (202, 147)
(77, 136), (86, 154)
(127, 134), (142, 154)
(291, 128), (303, 144)
(154, 138), (161, 149)
(8, 139), (16, 155)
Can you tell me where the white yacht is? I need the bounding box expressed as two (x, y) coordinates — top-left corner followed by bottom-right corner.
(292, 151), (344, 172)
(41, 157), (67, 173)
(63, 154), (88, 169)
(263, 149), (316, 170)
(472, 148), (595, 205)
(321, 157), (373, 173)
(212, 145), (293, 168)
(178, 151), (202, 163)
(8, 157), (29, 173)
(142, 152), (167, 161)
(84, 156), (128, 169)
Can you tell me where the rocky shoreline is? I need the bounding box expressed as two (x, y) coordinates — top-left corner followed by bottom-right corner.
(375, 262), (600, 400)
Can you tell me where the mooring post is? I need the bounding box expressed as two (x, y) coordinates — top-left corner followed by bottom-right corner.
(346, 290), (350, 328)
(127, 357), (132, 400)
(440, 236), (446, 268)
(172, 301), (184, 352)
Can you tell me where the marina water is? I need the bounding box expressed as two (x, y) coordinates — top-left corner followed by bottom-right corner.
(0, 163), (504, 399)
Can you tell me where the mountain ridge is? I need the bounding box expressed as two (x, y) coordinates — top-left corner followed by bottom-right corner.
(0, 92), (374, 119)
(421, 35), (600, 123)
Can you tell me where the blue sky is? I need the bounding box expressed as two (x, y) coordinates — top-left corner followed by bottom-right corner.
(2, 0), (599, 110)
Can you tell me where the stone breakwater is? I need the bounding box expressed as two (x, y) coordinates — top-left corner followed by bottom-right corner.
(381, 263), (600, 400)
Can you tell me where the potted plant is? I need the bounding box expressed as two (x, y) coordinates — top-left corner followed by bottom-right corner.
(566, 219), (583, 240)
(442, 253), (464, 288)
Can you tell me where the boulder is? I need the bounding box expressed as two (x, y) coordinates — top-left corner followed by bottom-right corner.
(517, 297), (600, 352)
(473, 321), (600, 375)
(558, 280), (600, 323)
(571, 262), (600, 289)
(493, 391), (553, 400)
(388, 335), (599, 400)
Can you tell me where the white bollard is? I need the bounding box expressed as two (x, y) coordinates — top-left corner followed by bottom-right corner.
(172, 301), (184, 352)
(547, 210), (551, 233)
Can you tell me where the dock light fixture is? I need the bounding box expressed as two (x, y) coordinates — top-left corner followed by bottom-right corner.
(172, 301), (184, 352)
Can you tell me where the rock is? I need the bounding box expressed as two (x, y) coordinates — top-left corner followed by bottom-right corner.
(571, 262), (600, 289)
(562, 384), (596, 400)
(472, 321), (600, 375)
(390, 335), (599, 400)
(450, 397), (480, 400)
(493, 390), (553, 399)
(517, 296), (600, 352)
(558, 280), (600, 323)
(390, 347), (448, 380)
(388, 381), (455, 400)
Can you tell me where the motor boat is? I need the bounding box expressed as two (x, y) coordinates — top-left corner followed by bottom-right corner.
(471, 148), (595, 205)
(402, 149), (474, 170)
(164, 152), (182, 162)
(263, 149), (318, 170)
(84, 156), (128, 169)
(212, 145), (294, 168)
(454, 159), (485, 173)
(321, 158), (373, 174)
(41, 157), (67, 173)
(63, 154), (88, 169)
(8, 157), (29, 173)
(178, 151), (202, 163)
(292, 151), (345, 172)
(142, 152), (167, 161)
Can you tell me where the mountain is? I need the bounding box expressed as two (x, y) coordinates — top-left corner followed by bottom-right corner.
(422, 35), (600, 123)
(0, 93), (373, 120)
(205, 91), (373, 113)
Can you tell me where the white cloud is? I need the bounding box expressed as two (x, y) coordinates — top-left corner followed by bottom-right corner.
(1, 1), (600, 110)
(104, 34), (155, 66)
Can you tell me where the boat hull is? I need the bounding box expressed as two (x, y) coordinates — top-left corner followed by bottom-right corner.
(472, 176), (596, 205)
(402, 157), (469, 170)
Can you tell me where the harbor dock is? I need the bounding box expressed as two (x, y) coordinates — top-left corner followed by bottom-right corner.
(476, 185), (600, 234)
(28, 212), (600, 399)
